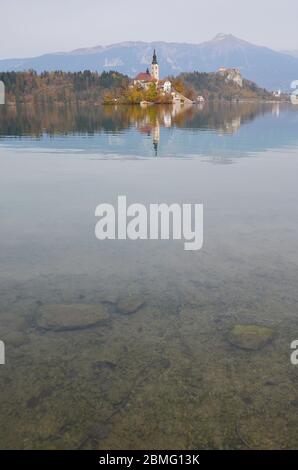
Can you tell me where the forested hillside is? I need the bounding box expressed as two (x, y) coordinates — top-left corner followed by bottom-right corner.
(0, 70), (278, 105)
(175, 72), (274, 101)
(0, 70), (130, 105)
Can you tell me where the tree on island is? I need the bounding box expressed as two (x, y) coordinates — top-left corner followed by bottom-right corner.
(145, 83), (159, 103)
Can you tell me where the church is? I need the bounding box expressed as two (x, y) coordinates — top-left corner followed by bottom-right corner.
(134, 50), (172, 95)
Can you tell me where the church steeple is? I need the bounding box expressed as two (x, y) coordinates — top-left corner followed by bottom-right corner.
(151, 49), (159, 81)
(152, 49), (158, 65)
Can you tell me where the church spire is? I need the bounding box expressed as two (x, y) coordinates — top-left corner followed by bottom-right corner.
(152, 49), (158, 65)
(151, 49), (159, 81)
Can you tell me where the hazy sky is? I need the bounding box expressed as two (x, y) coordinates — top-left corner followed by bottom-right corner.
(0, 0), (297, 58)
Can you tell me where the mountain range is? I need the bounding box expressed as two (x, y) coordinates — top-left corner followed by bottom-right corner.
(1, 34), (298, 91)
(282, 50), (298, 59)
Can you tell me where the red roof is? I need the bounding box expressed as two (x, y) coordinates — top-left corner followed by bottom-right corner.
(134, 72), (154, 82)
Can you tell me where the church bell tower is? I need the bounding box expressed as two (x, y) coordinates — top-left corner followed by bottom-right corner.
(151, 49), (159, 81)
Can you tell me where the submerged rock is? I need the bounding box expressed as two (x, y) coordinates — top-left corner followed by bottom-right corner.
(37, 304), (109, 331)
(227, 324), (274, 351)
(92, 361), (117, 371)
(116, 296), (145, 315)
(27, 386), (56, 409)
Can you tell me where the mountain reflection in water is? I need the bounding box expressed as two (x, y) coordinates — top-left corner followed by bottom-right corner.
(0, 102), (297, 161)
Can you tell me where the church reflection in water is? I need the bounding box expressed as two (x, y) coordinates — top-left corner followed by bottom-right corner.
(135, 102), (203, 156)
(0, 100), (288, 158)
(131, 101), (281, 156)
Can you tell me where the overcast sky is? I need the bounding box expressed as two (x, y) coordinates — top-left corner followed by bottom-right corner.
(0, 0), (297, 59)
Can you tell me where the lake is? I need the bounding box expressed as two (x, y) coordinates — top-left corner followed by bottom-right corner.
(0, 102), (298, 449)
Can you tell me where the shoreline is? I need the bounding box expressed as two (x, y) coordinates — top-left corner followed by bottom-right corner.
(2, 98), (289, 107)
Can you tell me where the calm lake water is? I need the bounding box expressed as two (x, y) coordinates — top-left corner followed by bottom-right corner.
(0, 102), (298, 449)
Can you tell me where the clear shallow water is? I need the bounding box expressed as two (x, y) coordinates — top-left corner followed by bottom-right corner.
(0, 103), (298, 449)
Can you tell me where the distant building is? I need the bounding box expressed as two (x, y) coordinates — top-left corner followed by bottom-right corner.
(273, 90), (281, 98)
(134, 68), (155, 89)
(158, 79), (172, 94)
(134, 50), (194, 105)
(291, 89), (298, 105)
(217, 67), (243, 87)
(134, 51), (171, 94)
(151, 49), (159, 81)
